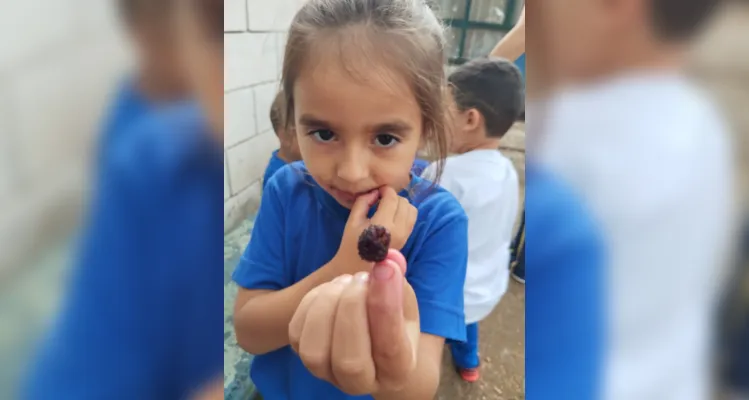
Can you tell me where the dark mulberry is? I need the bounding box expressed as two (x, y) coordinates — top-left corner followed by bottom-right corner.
(357, 225), (391, 262)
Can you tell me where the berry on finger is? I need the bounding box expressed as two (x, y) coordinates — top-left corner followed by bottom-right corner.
(357, 225), (391, 263)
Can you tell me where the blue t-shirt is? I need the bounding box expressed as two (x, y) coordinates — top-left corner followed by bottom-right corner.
(233, 163), (468, 400)
(97, 76), (151, 170)
(262, 150), (288, 189)
(410, 158), (429, 177)
(525, 163), (605, 400)
(263, 155), (431, 189)
(24, 103), (224, 400)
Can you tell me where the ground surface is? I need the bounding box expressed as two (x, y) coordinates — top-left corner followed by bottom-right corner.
(437, 282), (525, 400)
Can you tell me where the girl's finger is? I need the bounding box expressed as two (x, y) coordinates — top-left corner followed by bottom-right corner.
(298, 276), (350, 381)
(406, 204), (417, 236)
(367, 258), (414, 390)
(372, 186), (399, 223)
(347, 190), (379, 228)
(393, 197), (409, 227)
(385, 249), (407, 275)
(289, 285), (323, 353)
(331, 272), (376, 395)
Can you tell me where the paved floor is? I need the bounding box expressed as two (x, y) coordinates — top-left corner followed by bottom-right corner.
(0, 240), (70, 399)
(437, 282), (525, 400)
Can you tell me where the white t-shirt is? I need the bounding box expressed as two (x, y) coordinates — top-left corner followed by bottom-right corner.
(424, 150), (520, 324)
(536, 73), (734, 400)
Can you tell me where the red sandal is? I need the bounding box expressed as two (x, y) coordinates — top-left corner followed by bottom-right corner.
(457, 366), (480, 382)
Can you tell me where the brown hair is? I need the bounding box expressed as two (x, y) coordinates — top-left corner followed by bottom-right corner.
(281, 0), (451, 184)
(270, 90), (286, 136)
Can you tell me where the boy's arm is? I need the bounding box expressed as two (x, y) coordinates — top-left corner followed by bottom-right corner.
(372, 334), (444, 400)
(490, 6), (525, 60)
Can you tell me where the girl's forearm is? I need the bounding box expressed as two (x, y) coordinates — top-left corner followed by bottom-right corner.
(234, 264), (338, 355)
(191, 377), (223, 400)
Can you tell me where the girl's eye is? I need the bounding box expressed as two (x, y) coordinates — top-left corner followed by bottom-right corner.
(310, 129), (335, 142)
(374, 133), (399, 148)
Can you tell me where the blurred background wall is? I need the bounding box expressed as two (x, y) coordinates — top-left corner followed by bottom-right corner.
(0, 0), (131, 273)
(0, 0), (133, 394)
(223, 0), (306, 233)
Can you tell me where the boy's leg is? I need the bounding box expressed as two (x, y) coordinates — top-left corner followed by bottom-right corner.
(449, 322), (481, 370)
(510, 210), (526, 283)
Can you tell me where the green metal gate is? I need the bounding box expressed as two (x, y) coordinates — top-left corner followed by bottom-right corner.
(431, 0), (522, 64)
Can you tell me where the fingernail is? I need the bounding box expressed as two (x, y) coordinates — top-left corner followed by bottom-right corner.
(372, 264), (394, 281)
(355, 271), (369, 283)
(335, 274), (353, 284)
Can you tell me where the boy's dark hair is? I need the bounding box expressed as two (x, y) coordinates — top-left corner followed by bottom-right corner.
(650, 0), (723, 40)
(270, 91), (286, 136)
(448, 57), (524, 138)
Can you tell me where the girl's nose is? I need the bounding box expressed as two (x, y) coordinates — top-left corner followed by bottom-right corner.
(336, 150), (369, 183)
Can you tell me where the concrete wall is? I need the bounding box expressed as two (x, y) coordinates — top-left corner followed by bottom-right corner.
(223, 0), (306, 232)
(0, 0), (132, 271)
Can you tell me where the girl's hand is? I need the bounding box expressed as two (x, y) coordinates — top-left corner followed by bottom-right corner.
(331, 187), (417, 276)
(289, 249), (420, 395)
(370, 186), (418, 250)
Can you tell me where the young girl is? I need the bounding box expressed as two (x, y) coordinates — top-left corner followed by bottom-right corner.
(232, 0), (469, 399)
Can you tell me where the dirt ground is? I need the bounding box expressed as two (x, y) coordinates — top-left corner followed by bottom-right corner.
(437, 281), (526, 400)
(436, 123), (526, 400)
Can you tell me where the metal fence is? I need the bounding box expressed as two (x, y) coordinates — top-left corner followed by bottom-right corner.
(431, 0), (522, 64)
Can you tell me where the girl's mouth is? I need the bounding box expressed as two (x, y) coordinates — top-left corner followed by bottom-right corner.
(329, 186), (378, 205)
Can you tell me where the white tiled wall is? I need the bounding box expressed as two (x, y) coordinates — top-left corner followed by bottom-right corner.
(224, 0), (304, 232)
(0, 1), (131, 270)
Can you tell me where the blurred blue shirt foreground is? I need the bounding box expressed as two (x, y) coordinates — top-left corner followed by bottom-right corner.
(525, 163), (604, 400)
(96, 76), (152, 171)
(23, 102), (224, 399)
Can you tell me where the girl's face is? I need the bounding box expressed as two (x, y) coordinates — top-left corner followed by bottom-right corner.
(293, 55), (423, 208)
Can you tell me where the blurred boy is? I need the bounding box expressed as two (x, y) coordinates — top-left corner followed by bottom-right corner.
(24, 0), (224, 398)
(536, 0), (733, 399)
(424, 57), (523, 382)
(263, 91), (302, 188)
(99, 0), (188, 164)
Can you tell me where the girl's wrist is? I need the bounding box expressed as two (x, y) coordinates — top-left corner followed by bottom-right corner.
(328, 249), (372, 277)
